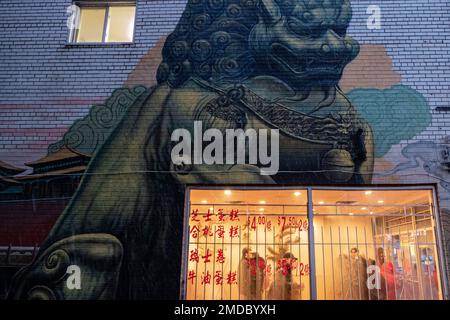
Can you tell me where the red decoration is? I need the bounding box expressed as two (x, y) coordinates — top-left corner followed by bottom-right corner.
(190, 225), (200, 239)
(247, 258), (266, 276)
(278, 258), (291, 276)
(202, 248), (212, 263)
(265, 263), (272, 276)
(217, 208), (225, 222)
(214, 271), (223, 285)
(202, 225), (213, 237)
(229, 209), (239, 221)
(226, 271), (237, 285)
(201, 271), (212, 285)
(277, 216), (309, 231)
(258, 258), (266, 270)
(191, 209), (200, 222)
(229, 226), (239, 238)
(188, 270), (196, 285)
(216, 225), (225, 238)
(189, 248), (199, 263)
(216, 249), (225, 264)
(204, 208), (213, 222)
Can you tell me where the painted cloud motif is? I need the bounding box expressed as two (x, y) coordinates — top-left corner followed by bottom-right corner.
(348, 84), (432, 158)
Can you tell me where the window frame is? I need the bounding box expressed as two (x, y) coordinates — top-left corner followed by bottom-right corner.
(180, 184), (450, 300)
(68, 1), (137, 45)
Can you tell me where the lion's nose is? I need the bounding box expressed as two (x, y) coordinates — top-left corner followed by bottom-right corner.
(321, 30), (359, 60)
(321, 29), (346, 56)
(345, 36), (360, 58)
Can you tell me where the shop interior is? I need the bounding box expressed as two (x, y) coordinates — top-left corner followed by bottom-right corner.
(184, 188), (444, 300)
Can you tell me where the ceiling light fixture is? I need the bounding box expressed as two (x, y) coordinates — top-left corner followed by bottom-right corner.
(224, 190), (232, 196)
(294, 191), (301, 197)
(365, 191), (372, 195)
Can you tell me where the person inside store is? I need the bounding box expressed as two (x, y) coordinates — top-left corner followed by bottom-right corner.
(248, 252), (266, 300)
(336, 247), (369, 299)
(268, 252), (301, 300)
(377, 247), (397, 300)
(238, 247), (267, 300)
(239, 247), (252, 299)
(349, 247), (369, 300)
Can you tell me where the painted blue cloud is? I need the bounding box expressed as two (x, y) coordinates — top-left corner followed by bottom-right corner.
(347, 85), (432, 157)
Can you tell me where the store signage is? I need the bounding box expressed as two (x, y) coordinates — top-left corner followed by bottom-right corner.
(186, 206), (310, 299)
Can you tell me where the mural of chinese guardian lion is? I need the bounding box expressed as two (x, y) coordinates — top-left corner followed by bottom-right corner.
(8, 0), (373, 300)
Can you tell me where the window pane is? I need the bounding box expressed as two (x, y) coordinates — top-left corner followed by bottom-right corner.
(105, 6), (136, 42)
(76, 8), (106, 43)
(185, 189), (309, 300)
(312, 189), (433, 216)
(312, 189), (442, 300)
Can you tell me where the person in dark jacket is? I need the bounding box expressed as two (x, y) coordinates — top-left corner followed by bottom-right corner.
(268, 252), (298, 300)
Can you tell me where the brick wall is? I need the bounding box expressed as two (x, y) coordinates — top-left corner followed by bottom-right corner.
(1, 0), (450, 299)
(0, 0), (186, 167)
(2, 1), (450, 166)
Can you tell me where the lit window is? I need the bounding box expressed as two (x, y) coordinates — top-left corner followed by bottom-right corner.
(182, 187), (446, 300)
(312, 189), (443, 300)
(69, 2), (136, 43)
(185, 188), (309, 300)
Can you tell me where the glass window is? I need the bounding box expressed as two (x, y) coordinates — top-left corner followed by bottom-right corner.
(70, 2), (136, 43)
(184, 189), (309, 300)
(182, 187), (446, 300)
(105, 6), (136, 42)
(312, 188), (443, 300)
(76, 8), (106, 42)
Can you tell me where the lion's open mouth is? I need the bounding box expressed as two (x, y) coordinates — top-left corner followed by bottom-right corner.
(270, 43), (345, 77)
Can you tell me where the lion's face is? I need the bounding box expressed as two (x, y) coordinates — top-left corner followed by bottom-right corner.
(250, 0), (359, 88)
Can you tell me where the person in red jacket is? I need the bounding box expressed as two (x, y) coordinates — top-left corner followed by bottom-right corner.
(377, 247), (397, 300)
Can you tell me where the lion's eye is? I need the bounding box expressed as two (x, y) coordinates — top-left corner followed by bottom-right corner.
(286, 17), (318, 37)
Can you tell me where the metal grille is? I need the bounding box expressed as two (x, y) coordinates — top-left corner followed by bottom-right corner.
(182, 187), (447, 300)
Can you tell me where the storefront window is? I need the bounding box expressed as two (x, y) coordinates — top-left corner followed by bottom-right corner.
(313, 189), (443, 300)
(184, 189), (310, 300)
(182, 187), (446, 300)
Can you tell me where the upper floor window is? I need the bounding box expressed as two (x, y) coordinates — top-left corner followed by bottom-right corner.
(68, 1), (136, 43)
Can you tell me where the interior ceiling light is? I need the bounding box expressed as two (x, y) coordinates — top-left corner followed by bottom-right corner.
(294, 191), (301, 196)
(224, 190), (232, 196)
